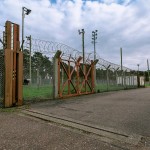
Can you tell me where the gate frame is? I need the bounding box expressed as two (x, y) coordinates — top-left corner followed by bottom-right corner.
(53, 50), (98, 99)
(4, 21), (23, 107)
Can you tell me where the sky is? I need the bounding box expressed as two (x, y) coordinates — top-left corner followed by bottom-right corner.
(0, 0), (150, 70)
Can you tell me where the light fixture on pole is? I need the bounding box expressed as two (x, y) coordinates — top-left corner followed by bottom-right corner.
(78, 29), (85, 64)
(22, 6), (31, 51)
(92, 30), (98, 61)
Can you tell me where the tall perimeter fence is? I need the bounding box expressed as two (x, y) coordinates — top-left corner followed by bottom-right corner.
(23, 38), (138, 102)
(0, 24), (5, 107)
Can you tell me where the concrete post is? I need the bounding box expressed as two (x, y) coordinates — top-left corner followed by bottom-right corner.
(53, 50), (62, 99)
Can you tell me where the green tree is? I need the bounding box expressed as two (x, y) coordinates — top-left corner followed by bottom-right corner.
(31, 52), (53, 80)
(23, 49), (30, 79)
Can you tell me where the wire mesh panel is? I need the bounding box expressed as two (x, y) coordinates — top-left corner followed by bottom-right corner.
(24, 37), (138, 101)
(0, 55), (4, 107)
(96, 58), (138, 92)
(23, 50), (53, 102)
(23, 38), (64, 102)
(0, 25), (4, 107)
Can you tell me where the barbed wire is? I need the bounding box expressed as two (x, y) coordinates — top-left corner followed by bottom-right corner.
(0, 32), (3, 50)
(24, 38), (94, 63)
(24, 37), (134, 72)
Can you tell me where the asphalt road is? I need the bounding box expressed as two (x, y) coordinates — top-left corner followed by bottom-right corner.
(0, 112), (121, 150)
(1, 88), (150, 149)
(29, 88), (150, 137)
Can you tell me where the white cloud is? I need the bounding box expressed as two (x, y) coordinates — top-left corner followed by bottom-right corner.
(0, 0), (150, 70)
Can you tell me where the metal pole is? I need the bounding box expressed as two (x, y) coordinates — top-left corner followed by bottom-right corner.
(82, 30), (85, 64)
(106, 69), (109, 91)
(137, 64), (140, 87)
(147, 59), (150, 85)
(22, 7), (24, 51)
(92, 30), (98, 60)
(78, 29), (85, 64)
(93, 33), (96, 86)
(94, 35), (96, 61)
(120, 48), (123, 86)
(92, 30), (98, 87)
(29, 35), (32, 84)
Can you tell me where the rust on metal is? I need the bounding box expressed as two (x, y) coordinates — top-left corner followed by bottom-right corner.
(57, 54), (97, 98)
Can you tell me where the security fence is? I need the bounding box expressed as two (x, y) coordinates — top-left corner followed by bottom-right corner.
(0, 25), (5, 107)
(0, 52), (4, 107)
(24, 38), (97, 100)
(23, 39), (54, 101)
(23, 38), (138, 102)
(96, 57), (137, 92)
(0, 20), (141, 107)
(0, 54), (4, 107)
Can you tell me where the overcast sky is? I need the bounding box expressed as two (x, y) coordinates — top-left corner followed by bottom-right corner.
(0, 0), (150, 70)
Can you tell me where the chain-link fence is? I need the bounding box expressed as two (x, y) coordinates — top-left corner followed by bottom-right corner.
(96, 58), (137, 92)
(23, 38), (138, 102)
(0, 25), (5, 107)
(23, 39), (55, 102)
(23, 38), (91, 101)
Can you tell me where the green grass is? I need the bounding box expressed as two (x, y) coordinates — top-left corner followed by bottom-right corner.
(23, 83), (137, 101)
(23, 85), (53, 100)
(0, 107), (19, 112)
(96, 84), (136, 92)
(145, 83), (150, 87)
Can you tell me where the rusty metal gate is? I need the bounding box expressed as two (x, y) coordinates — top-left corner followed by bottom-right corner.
(53, 50), (98, 98)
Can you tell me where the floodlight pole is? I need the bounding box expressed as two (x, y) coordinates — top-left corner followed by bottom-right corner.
(22, 7), (25, 51)
(92, 30), (98, 86)
(26, 35), (32, 84)
(78, 29), (85, 64)
(22, 7), (31, 51)
(92, 30), (98, 61)
(120, 48), (123, 85)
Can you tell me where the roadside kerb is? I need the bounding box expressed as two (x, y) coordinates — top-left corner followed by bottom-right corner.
(21, 109), (142, 147)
